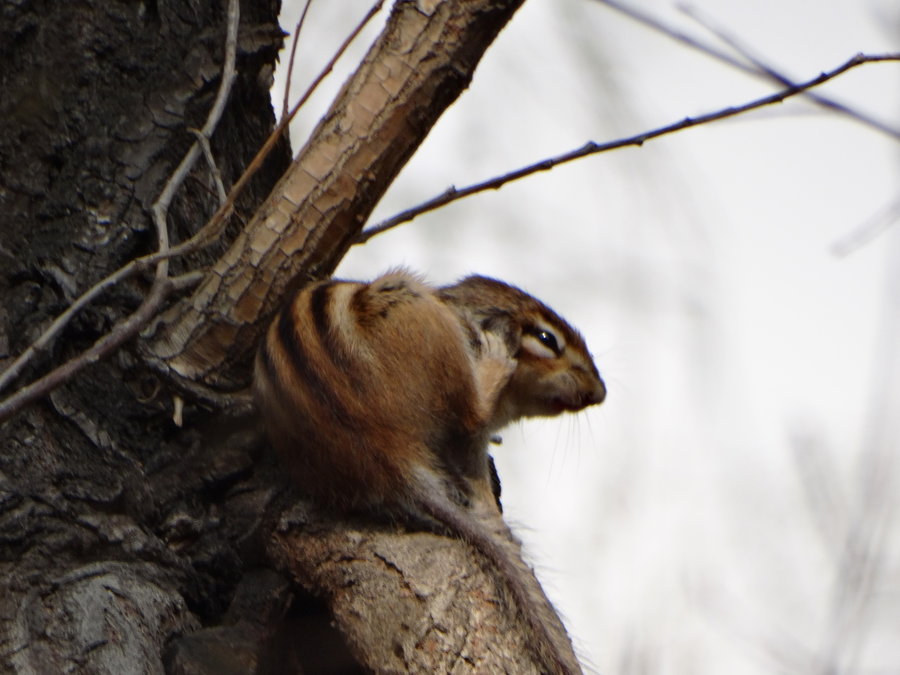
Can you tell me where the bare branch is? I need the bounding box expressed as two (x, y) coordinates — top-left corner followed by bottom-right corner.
(151, 0), (384, 258)
(0, 281), (171, 424)
(679, 3), (900, 140)
(356, 52), (900, 244)
(0, 258), (146, 395)
(0, 0), (241, 422)
(282, 0), (315, 121)
(188, 127), (228, 205)
(596, 0), (900, 140)
(152, 0), (239, 255)
(813, 243), (900, 673)
(0, 0), (384, 420)
(674, 4), (900, 252)
(815, 504), (892, 674)
(143, 0), (517, 389)
(169, 271), (206, 292)
(831, 192), (900, 257)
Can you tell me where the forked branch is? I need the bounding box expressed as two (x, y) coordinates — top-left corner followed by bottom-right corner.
(0, 0), (384, 424)
(596, 0), (900, 140)
(0, 0), (241, 423)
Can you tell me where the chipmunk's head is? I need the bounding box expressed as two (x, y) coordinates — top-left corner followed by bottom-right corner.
(509, 313), (605, 418)
(440, 275), (605, 430)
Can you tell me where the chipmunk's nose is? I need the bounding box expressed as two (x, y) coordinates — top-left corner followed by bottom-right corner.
(586, 378), (606, 406)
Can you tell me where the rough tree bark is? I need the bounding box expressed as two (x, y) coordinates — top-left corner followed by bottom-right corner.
(1, 1), (291, 672)
(0, 0), (578, 673)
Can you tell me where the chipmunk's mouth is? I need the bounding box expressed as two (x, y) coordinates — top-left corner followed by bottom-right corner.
(550, 398), (580, 414)
(550, 389), (605, 413)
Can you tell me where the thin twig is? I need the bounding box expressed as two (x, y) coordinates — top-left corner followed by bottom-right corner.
(0, 281), (171, 424)
(678, 3), (900, 140)
(152, 0), (239, 256)
(814, 234), (900, 673)
(831, 192), (900, 257)
(147, 0), (383, 258)
(282, 0), (315, 121)
(596, 0), (900, 140)
(0, 0), (384, 414)
(0, 0), (241, 422)
(0, 259), (145, 394)
(356, 52), (900, 244)
(674, 5), (900, 254)
(188, 128), (228, 204)
(168, 270), (206, 292)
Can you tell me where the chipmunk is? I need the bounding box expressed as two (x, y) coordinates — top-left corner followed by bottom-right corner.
(254, 269), (605, 675)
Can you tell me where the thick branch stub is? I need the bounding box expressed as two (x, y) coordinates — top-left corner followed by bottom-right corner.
(145, 0), (525, 390)
(270, 524), (550, 674)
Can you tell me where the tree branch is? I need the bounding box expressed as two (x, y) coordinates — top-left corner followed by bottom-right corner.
(831, 192), (900, 257)
(281, 0), (315, 121)
(0, 0), (241, 424)
(356, 52), (900, 245)
(0, 0), (382, 423)
(595, 0), (900, 140)
(143, 0), (527, 390)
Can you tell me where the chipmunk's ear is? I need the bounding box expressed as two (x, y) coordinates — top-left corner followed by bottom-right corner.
(478, 313), (522, 358)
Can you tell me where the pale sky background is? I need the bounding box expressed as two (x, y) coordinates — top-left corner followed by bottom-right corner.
(272, 1), (900, 672)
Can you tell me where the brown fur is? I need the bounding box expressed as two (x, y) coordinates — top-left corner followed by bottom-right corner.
(255, 269), (606, 674)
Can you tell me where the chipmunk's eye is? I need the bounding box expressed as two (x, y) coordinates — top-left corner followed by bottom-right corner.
(535, 330), (559, 353)
(522, 324), (564, 358)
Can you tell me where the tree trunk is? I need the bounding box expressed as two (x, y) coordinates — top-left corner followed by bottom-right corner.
(0, 1), (577, 673)
(1, 0), (290, 671)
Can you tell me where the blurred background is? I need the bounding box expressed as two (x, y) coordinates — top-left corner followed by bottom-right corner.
(272, 1), (900, 672)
